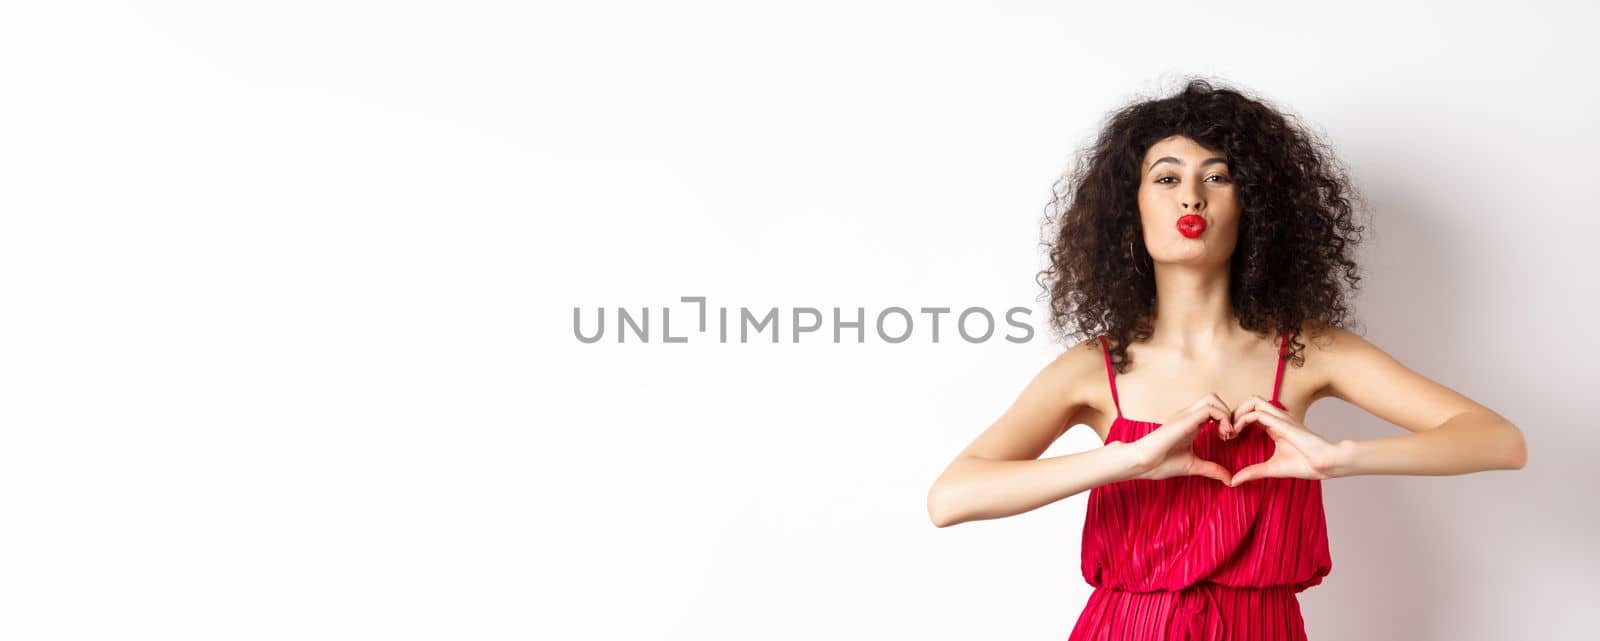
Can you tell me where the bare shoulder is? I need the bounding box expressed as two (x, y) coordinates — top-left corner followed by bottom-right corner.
(1292, 319), (1352, 403)
(1296, 320), (1375, 363)
(1053, 332), (1109, 382)
(954, 334), (1113, 460)
(1292, 320), (1496, 432)
(1295, 320), (1447, 402)
(1051, 334), (1116, 426)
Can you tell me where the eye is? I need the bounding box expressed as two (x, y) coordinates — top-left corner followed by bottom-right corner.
(1155, 175), (1231, 185)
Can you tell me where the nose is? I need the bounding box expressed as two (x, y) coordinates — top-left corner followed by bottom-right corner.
(1181, 185), (1205, 213)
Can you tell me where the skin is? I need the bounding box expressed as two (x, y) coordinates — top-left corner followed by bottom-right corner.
(926, 135), (1528, 527)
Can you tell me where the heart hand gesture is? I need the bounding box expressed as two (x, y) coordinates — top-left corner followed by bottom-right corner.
(1126, 394), (1236, 485)
(1225, 395), (1342, 486)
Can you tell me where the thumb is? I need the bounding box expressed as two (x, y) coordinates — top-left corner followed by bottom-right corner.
(1230, 462), (1268, 487)
(1190, 458), (1233, 485)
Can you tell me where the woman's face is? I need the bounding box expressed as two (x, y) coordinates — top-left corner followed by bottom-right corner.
(1136, 135), (1241, 268)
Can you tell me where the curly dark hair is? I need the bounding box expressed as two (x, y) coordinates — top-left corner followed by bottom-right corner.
(1036, 77), (1369, 373)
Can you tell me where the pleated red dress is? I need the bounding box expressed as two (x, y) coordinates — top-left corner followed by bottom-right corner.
(1068, 334), (1332, 641)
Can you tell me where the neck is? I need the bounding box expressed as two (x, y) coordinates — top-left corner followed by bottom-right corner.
(1147, 262), (1242, 356)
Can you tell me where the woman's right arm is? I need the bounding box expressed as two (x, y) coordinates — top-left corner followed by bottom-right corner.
(926, 340), (1146, 528)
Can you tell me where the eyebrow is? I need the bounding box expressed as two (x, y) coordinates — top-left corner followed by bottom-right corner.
(1147, 156), (1229, 174)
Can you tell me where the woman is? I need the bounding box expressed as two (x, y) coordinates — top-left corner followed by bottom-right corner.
(925, 79), (1528, 641)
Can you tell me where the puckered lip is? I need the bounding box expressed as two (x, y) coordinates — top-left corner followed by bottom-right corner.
(1176, 214), (1207, 236)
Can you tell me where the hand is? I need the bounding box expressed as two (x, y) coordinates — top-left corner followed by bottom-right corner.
(1226, 395), (1341, 486)
(1127, 394), (1236, 484)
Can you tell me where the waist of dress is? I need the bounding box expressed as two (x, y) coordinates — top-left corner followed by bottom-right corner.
(1093, 582), (1299, 595)
(1082, 583), (1304, 641)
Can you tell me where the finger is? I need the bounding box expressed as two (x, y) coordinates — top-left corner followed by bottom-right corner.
(1226, 396), (1263, 440)
(1188, 392), (1229, 413)
(1232, 397), (1288, 439)
(1176, 403), (1231, 438)
(1250, 397), (1290, 419)
(1189, 458), (1233, 485)
(1231, 395), (1263, 424)
(1201, 392), (1235, 435)
(1233, 395), (1285, 436)
(1151, 403), (1221, 445)
(1184, 391), (1228, 422)
(1142, 407), (1221, 453)
(1231, 458), (1283, 486)
(1209, 392), (1234, 414)
(1234, 410), (1271, 438)
(1237, 410), (1319, 452)
(1229, 463), (1260, 486)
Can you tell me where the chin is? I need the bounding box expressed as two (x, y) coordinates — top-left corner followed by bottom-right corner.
(1160, 246), (1220, 264)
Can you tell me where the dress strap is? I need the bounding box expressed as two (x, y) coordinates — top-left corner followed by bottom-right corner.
(1271, 332), (1289, 404)
(1097, 335), (1122, 418)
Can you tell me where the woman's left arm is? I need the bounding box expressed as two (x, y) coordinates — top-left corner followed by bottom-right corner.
(1315, 327), (1528, 478)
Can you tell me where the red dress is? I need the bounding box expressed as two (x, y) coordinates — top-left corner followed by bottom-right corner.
(1068, 334), (1332, 641)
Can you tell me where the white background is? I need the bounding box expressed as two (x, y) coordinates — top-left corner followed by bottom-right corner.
(2, 2), (1596, 639)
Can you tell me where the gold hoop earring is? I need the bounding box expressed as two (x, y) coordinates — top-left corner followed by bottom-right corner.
(1130, 238), (1145, 275)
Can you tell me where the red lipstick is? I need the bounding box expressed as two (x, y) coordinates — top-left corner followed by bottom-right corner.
(1177, 214), (1206, 238)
